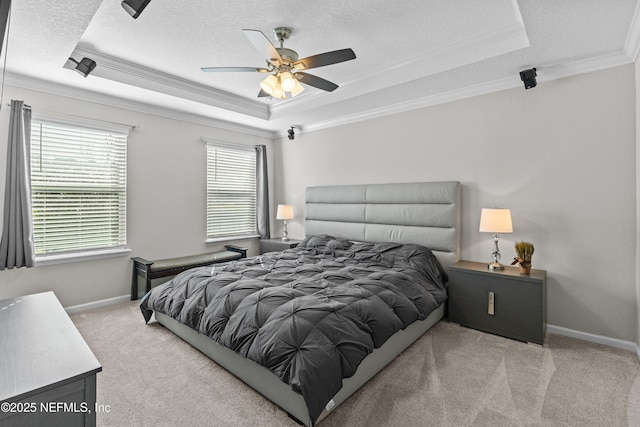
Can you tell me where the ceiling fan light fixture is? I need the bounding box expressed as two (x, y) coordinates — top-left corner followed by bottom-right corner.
(280, 72), (296, 92)
(260, 74), (278, 95)
(271, 84), (286, 99)
(290, 79), (305, 96)
(202, 27), (355, 100)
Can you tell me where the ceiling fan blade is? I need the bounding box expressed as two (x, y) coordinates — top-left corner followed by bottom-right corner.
(293, 48), (356, 70)
(243, 29), (282, 65)
(258, 89), (270, 97)
(201, 66), (269, 72)
(295, 72), (339, 92)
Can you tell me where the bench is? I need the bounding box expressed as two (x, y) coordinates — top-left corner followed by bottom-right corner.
(130, 245), (248, 300)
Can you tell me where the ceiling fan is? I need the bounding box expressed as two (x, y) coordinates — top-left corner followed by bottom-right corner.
(201, 27), (356, 100)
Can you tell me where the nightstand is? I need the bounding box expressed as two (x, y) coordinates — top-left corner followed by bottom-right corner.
(448, 260), (547, 345)
(259, 238), (301, 254)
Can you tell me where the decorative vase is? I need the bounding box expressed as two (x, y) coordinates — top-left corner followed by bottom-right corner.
(518, 261), (532, 274)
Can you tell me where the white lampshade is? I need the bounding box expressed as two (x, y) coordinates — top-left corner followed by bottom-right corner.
(260, 74), (278, 95)
(271, 83), (286, 99)
(290, 79), (305, 96)
(280, 72), (296, 92)
(276, 204), (294, 220)
(479, 208), (513, 233)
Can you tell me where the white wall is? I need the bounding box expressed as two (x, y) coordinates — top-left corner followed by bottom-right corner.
(0, 66), (636, 343)
(0, 85), (273, 307)
(274, 65), (637, 342)
(636, 55), (640, 354)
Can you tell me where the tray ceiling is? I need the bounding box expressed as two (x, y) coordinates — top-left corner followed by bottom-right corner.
(3, 0), (639, 137)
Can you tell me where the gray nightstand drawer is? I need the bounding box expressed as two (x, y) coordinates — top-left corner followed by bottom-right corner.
(448, 270), (542, 312)
(447, 260), (547, 345)
(449, 295), (544, 344)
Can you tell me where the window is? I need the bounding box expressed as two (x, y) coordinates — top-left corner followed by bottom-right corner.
(206, 141), (257, 240)
(30, 118), (127, 257)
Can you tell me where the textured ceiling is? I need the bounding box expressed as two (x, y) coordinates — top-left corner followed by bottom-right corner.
(3, 0), (639, 137)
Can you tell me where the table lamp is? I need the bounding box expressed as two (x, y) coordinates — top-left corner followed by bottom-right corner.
(276, 204), (294, 241)
(479, 208), (513, 271)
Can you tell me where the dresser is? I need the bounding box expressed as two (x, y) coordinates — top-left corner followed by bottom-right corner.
(0, 292), (102, 426)
(448, 260), (547, 345)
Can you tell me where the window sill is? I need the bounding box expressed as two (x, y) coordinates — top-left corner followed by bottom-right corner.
(35, 247), (132, 267)
(206, 234), (260, 244)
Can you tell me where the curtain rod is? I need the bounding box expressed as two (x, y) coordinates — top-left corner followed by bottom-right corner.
(3, 102), (29, 109)
(4, 103), (139, 130)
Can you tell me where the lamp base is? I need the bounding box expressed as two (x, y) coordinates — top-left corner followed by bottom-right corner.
(487, 262), (505, 271)
(281, 220), (289, 241)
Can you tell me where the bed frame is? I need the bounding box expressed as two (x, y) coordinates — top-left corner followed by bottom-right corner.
(154, 181), (461, 425)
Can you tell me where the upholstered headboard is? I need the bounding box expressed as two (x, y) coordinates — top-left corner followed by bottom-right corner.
(305, 181), (461, 270)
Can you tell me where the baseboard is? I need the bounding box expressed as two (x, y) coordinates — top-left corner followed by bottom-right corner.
(547, 324), (638, 353)
(65, 294), (131, 315)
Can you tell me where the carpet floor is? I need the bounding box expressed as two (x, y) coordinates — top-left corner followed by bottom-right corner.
(70, 302), (640, 427)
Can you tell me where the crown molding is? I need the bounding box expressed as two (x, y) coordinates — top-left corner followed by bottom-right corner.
(6, 46), (632, 143)
(535, 51), (631, 81)
(9, 47), (631, 143)
(297, 77), (519, 136)
(4, 72), (278, 139)
(295, 51), (632, 137)
(71, 45), (271, 121)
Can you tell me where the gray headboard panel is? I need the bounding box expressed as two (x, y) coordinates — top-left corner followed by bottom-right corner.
(305, 181), (461, 271)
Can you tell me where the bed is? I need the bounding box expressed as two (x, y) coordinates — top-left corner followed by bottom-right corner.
(140, 181), (460, 426)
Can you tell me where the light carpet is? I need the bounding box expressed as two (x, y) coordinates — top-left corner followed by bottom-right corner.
(70, 302), (640, 427)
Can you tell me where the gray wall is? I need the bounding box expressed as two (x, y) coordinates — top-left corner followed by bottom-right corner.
(273, 65), (637, 342)
(0, 85), (273, 307)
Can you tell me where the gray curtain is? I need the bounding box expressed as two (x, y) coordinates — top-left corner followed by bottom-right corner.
(255, 145), (270, 239)
(0, 100), (34, 269)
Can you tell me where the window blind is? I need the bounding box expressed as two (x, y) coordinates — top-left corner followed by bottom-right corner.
(31, 119), (127, 255)
(206, 142), (256, 238)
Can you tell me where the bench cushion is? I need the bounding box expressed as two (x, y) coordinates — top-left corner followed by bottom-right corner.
(149, 251), (241, 273)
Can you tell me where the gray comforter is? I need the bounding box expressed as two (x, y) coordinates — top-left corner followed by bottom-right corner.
(140, 235), (447, 424)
